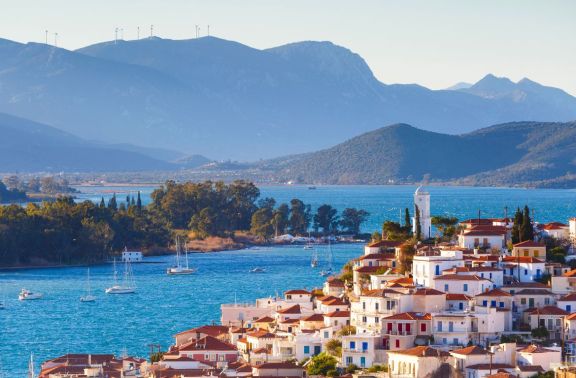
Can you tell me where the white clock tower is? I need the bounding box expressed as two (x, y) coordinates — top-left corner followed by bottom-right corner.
(412, 186), (432, 239)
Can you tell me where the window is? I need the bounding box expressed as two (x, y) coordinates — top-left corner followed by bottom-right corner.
(345, 356), (353, 365)
(324, 331), (329, 338)
(524, 269), (528, 275)
(421, 323), (426, 332)
(375, 302), (379, 310)
(350, 341), (356, 349)
(534, 251), (539, 257)
(362, 302), (366, 310)
(314, 346), (321, 355)
(521, 298), (527, 305)
(491, 300), (496, 307)
(362, 316), (367, 323)
(453, 338), (458, 345)
(524, 251), (529, 257)
(459, 302), (464, 310)
(499, 302), (504, 308)
(568, 305), (572, 312)
(362, 342), (368, 351)
(482, 300), (488, 306)
(438, 321), (442, 331)
(545, 298), (550, 305)
(444, 284), (449, 292)
(375, 317), (379, 323)
(304, 346), (310, 354)
(489, 273), (493, 279)
(435, 265), (440, 275)
(395, 339), (400, 348)
(463, 284), (468, 292)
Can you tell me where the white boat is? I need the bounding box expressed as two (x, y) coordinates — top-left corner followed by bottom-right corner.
(80, 268), (97, 302)
(105, 258), (136, 294)
(250, 267), (266, 273)
(319, 239), (334, 276)
(19, 289), (43, 301)
(311, 248), (319, 268)
(167, 237), (196, 275)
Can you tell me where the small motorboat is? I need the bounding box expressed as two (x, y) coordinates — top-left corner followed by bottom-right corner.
(319, 269), (333, 277)
(105, 286), (135, 294)
(250, 267), (266, 273)
(19, 289), (43, 301)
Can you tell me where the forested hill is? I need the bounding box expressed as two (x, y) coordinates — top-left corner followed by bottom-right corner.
(256, 121), (576, 187)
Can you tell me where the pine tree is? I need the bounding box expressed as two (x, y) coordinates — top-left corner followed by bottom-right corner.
(512, 207), (523, 243)
(521, 205), (534, 242)
(404, 208), (411, 231)
(136, 191), (142, 210)
(414, 205), (421, 241)
(99, 197), (105, 208)
(108, 193), (117, 210)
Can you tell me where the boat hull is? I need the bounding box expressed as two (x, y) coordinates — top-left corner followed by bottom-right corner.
(105, 287), (135, 294)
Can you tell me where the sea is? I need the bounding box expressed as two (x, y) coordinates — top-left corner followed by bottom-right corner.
(2, 184), (576, 374)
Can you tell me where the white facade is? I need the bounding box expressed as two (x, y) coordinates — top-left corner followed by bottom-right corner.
(412, 186), (432, 239)
(412, 249), (464, 287)
(341, 334), (386, 368)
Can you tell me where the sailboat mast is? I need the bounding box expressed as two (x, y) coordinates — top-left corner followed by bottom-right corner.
(28, 353), (34, 378)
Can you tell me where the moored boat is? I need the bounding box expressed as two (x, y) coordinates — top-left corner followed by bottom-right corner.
(19, 289), (43, 301)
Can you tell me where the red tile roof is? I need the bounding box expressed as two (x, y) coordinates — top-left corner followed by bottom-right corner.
(518, 344), (558, 353)
(476, 288), (512, 297)
(277, 305), (301, 314)
(324, 310), (350, 318)
(175, 325), (229, 337)
(451, 345), (490, 355)
(513, 241), (545, 248)
(446, 293), (472, 301)
(366, 240), (403, 248)
(525, 306), (568, 316)
(502, 256), (545, 263)
(382, 312), (431, 321)
(434, 274), (490, 281)
(414, 288), (445, 295)
(179, 336), (238, 352)
(301, 314), (325, 322)
(253, 362), (301, 369)
(388, 346), (449, 357)
(285, 289), (311, 295)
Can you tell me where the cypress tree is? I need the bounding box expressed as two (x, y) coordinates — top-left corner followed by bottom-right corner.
(126, 195), (130, 204)
(521, 205), (534, 242)
(136, 191), (142, 210)
(414, 205), (421, 241)
(108, 193), (117, 210)
(512, 207), (523, 243)
(404, 208), (411, 231)
(99, 197), (105, 208)
(130, 196), (136, 206)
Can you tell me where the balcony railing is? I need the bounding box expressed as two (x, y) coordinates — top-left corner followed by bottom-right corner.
(384, 330), (413, 336)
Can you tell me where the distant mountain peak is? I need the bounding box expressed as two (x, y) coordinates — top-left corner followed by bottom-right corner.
(445, 82), (473, 90)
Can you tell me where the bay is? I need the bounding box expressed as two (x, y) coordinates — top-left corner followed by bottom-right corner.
(3, 184), (576, 374)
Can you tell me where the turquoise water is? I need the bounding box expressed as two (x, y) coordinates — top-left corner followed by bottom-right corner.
(0, 244), (359, 375)
(3, 185), (576, 374)
(75, 185), (576, 230)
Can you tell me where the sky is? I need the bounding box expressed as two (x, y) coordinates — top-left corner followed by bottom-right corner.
(1, 0), (575, 95)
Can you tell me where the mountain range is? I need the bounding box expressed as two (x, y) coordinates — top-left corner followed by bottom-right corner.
(255, 121), (576, 188)
(0, 112), (188, 172)
(0, 36), (575, 160)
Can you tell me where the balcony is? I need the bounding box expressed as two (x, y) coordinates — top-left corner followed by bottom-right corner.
(384, 330), (413, 336)
(342, 348), (369, 354)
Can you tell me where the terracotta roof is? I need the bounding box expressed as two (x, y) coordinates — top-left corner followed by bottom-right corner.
(446, 293), (472, 301)
(461, 219), (495, 226)
(301, 314), (325, 322)
(254, 316), (275, 323)
(358, 253), (395, 261)
(366, 240), (403, 248)
(502, 282), (549, 289)
(434, 274), (490, 281)
(518, 344), (558, 353)
(179, 336), (237, 352)
(382, 312), (431, 321)
(285, 289), (311, 295)
(466, 364), (514, 370)
(563, 269), (576, 277)
(485, 373), (518, 378)
(476, 288), (512, 297)
(355, 266), (385, 273)
(514, 289), (554, 295)
(246, 330), (276, 339)
(414, 288), (445, 295)
(388, 277), (414, 286)
(361, 288), (401, 297)
(280, 318), (300, 324)
(451, 345), (490, 355)
(253, 362), (301, 369)
(276, 305), (301, 314)
(175, 325), (229, 337)
(322, 297), (347, 306)
(566, 313), (576, 320)
(525, 306), (568, 316)
(462, 229), (506, 236)
(324, 310), (350, 318)
(516, 365), (544, 372)
(326, 277), (345, 287)
(388, 346), (449, 357)
(559, 293), (576, 301)
(513, 241), (545, 248)
(252, 347), (269, 354)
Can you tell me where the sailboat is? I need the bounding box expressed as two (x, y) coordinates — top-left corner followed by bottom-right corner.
(80, 268), (97, 302)
(319, 238), (334, 277)
(105, 258), (136, 294)
(18, 289), (43, 300)
(28, 353), (34, 378)
(303, 232), (314, 250)
(167, 237), (196, 275)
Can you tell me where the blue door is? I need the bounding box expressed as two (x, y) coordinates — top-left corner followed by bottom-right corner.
(314, 346), (321, 355)
(360, 357), (366, 367)
(459, 302), (464, 310)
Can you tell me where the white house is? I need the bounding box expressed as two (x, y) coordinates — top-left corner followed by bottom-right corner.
(501, 257), (546, 282)
(516, 344), (561, 372)
(341, 334), (387, 368)
(412, 249), (465, 287)
(540, 222), (570, 240)
(458, 228), (507, 251)
(433, 274), (494, 296)
(387, 346), (453, 378)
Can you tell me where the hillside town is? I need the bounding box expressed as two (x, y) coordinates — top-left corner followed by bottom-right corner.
(36, 188), (576, 378)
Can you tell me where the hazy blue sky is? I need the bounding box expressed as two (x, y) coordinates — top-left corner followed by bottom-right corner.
(1, 0), (575, 94)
